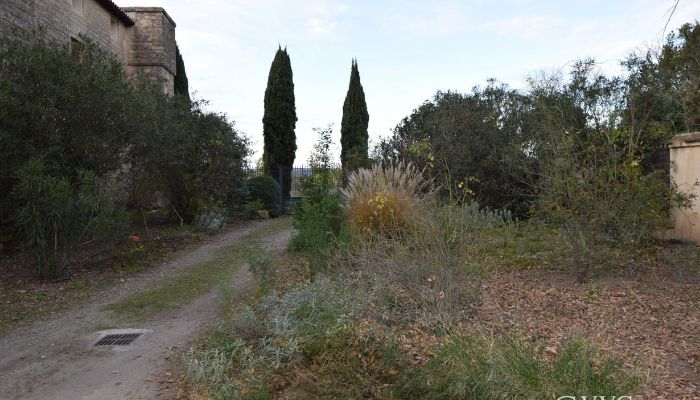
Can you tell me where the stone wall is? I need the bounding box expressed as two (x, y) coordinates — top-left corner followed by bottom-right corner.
(123, 7), (176, 94)
(0, 0), (36, 35)
(0, 1), (176, 95)
(0, 0), (130, 64)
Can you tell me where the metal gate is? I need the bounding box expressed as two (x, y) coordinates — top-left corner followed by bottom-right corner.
(244, 166), (336, 214)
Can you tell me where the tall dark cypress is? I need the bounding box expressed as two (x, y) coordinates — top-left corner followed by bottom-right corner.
(340, 59), (369, 171)
(174, 45), (190, 101)
(262, 46), (297, 198)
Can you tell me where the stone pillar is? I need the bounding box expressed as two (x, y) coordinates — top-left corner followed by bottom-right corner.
(122, 7), (176, 95)
(668, 132), (700, 244)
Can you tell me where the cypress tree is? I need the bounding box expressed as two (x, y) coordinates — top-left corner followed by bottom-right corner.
(262, 46), (297, 199)
(340, 59), (369, 171)
(174, 45), (190, 101)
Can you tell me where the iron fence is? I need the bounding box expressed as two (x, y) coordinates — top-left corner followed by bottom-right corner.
(243, 165), (341, 213)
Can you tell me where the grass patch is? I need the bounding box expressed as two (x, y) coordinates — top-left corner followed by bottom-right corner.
(104, 218), (291, 319)
(397, 335), (641, 399)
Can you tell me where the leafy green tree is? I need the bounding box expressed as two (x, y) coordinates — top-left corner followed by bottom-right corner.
(623, 22), (700, 163)
(174, 45), (190, 101)
(341, 59), (369, 171)
(262, 46), (297, 198)
(377, 81), (535, 215)
(0, 31), (137, 225)
(129, 94), (249, 221)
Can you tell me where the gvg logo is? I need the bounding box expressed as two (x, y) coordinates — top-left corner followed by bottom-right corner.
(557, 397), (632, 400)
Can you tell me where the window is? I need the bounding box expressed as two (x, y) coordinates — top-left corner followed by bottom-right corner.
(71, 0), (83, 15)
(111, 19), (119, 41)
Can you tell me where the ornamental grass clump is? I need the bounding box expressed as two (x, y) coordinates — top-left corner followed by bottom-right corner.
(341, 162), (429, 235)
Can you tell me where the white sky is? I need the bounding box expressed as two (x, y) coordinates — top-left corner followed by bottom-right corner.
(118, 0), (700, 165)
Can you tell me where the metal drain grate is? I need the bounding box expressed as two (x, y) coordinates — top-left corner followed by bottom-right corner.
(94, 333), (142, 346)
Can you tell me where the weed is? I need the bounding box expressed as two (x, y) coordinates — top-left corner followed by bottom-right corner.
(397, 335), (640, 399)
(71, 280), (86, 290)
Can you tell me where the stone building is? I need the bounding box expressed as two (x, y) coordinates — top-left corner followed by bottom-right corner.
(0, 0), (177, 94)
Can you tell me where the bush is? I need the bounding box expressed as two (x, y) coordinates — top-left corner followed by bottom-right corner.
(0, 31), (137, 224)
(397, 335), (640, 399)
(12, 159), (127, 278)
(0, 31), (251, 279)
(290, 194), (343, 267)
(341, 162), (429, 235)
(290, 126), (344, 271)
(247, 175), (281, 217)
(129, 95), (249, 221)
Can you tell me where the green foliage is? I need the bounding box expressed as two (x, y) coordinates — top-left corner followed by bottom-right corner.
(529, 61), (696, 280)
(377, 23), (700, 219)
(624, 21), (700, 150)
(12, 159), (127, 278)
(341, 59), (370, 171)
(174, 45), (190, 101)
(129, 92), (249, 221)
(397, 335), (639, 399)
(0, 30), (249, 276)
(262, 46), (297, 197)
(376, 82), (535, 216)
(377, 24), (700, 276)
(0, 31), (136, 220)
(300, 125), (340, 201)
(185, 274), (394, 399)
(291, 127), (344, 271)
(247, 175), (281, 218)
(290, 194), (343, 266)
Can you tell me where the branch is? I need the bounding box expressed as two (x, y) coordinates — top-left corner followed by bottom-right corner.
(661, 0), (680, 41)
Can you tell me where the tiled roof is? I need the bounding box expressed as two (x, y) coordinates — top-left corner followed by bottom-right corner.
(96, 0), (134, 26)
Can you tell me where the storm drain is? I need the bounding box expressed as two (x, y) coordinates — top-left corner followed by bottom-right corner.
(94, 333), (142, 346)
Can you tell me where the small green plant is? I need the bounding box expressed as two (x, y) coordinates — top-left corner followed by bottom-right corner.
(247, 175), (281, 217)
(72, 280), (86, 290)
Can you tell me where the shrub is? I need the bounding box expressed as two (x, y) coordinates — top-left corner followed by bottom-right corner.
(291, 126), (344, 271)
(12, 159), (127, 278)
(341, 162), (429, 235)
(290, 193), (343, 270)
(0, 31), (136, 224)
(396, 335), (640, 399)
(533, 119), (695, 280)
(247, 175), (281, 217)
(0, 30), (249, 235)
(129, 95), (249, 221)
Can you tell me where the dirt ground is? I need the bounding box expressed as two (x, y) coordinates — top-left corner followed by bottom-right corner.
(473, 263), (700, 398)
(0, 219), (292, 400)
(0, 221), (210, 337)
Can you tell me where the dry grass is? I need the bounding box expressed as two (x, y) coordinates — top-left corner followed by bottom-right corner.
(341, 162), (430, 235)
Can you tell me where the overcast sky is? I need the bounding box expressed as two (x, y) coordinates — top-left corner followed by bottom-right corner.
(118, 0), (700, 165)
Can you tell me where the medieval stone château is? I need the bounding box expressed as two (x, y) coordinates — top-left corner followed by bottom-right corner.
(0, 0), (178, 94)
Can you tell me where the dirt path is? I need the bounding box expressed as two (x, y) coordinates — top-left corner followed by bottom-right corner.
(0, 219), (292, 400)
